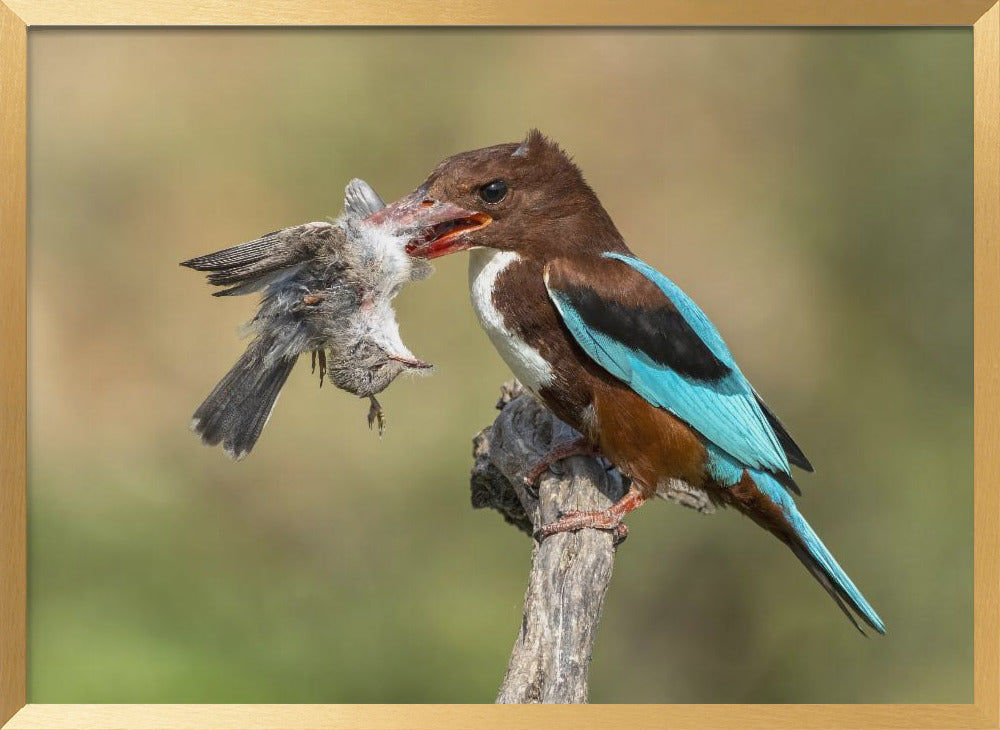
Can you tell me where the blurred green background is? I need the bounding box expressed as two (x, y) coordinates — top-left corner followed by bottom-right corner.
(27, 29), (972, 703)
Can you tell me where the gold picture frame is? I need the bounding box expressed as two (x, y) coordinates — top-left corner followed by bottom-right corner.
(1, 1), (997, 727)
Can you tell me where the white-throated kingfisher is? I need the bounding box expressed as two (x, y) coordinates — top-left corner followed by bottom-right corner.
(373, 130), (884, 634)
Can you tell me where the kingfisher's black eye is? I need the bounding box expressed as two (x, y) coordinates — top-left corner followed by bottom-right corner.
(479, 179), (508, 205)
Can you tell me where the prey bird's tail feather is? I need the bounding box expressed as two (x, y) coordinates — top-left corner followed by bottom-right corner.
(191, 336), (296, 460)
(741, 471), (885, 635)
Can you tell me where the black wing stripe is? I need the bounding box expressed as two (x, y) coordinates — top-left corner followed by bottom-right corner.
(755, 394), (813, 472)
(559, 282), (732, 382)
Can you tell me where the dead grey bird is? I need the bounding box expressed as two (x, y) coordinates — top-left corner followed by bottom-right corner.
(181, 179), (433, 460)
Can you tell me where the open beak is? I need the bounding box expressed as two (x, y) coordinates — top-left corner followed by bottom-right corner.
(366, 188), (491, 259)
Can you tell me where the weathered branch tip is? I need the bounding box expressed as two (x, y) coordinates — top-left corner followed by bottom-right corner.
(470, 381), (626, 704)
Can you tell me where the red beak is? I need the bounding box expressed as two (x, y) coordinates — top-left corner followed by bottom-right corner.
(366, 188), (491, 259)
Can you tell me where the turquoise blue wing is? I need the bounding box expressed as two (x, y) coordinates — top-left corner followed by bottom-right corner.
(544, 253), (790, 477)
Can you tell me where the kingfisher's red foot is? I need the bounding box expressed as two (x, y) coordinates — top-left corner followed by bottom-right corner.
(523, 436), (600, 487)
(533, 484), (649, 545)
(534, 508), (630, 544)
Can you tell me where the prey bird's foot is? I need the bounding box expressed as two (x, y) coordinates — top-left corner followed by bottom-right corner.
(311, 349), (327, 387)
(523, 436), (600, 487)
(367, 396), (385, 436)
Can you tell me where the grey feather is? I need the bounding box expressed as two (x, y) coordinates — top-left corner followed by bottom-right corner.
(344, 178), (386, 219)
(183, 178), (433, 458)
(190, 334), (296, 461)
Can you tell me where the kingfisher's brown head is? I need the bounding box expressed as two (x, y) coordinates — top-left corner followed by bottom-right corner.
(370, 130), (626, 261)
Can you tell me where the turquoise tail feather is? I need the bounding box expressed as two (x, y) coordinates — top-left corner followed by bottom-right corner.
(752, 469), (886, 635)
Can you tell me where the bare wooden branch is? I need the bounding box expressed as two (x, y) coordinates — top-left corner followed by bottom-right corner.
(470, 381), (627, 704)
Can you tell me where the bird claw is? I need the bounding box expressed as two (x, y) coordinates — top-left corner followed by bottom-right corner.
(367, 396), (385, 436)
(523, 460), (565, 487)
(532, 484), (649, 545)
(532, 508), (629, 546)
(612, 523), (629, 546)
(522, 436), (598, 488)
(522, 467), (545, 491)
(311, 349), (327, 387)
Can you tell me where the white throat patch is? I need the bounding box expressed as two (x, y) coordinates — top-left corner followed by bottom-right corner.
(468, 249), (553, 394)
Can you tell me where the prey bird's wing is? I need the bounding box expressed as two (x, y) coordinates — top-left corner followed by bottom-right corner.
(180, 222), (342, 296)
(343, 178), (386, 219)
(544, 253), (811, 480)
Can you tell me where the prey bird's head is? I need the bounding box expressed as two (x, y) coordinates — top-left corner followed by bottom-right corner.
(369, 130), (624, 261)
